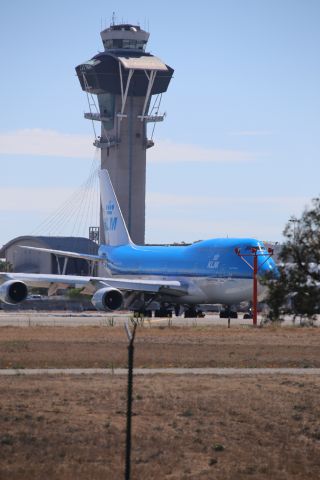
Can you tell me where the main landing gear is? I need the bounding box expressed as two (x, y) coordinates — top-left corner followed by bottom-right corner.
(133, 306), (206, 319)
(219, 309), (238, 319)
(155, 307), (173, 318)
(133, 310), (153, 318)
(184, 308), (205, 318)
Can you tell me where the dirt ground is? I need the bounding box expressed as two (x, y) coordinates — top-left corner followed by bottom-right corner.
(0, 324), (319, 369)
(0, 325), (320, 479)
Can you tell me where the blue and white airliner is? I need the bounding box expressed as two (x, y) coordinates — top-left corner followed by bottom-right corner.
(0, 170), (276, 316)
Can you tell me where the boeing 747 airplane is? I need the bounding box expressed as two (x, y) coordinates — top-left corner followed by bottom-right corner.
(0, 170), (276, 316)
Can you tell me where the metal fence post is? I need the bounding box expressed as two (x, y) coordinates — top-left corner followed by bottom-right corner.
(124, 321), (137, 480)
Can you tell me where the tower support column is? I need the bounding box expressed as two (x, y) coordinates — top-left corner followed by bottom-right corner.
(76, 23), (174, 245)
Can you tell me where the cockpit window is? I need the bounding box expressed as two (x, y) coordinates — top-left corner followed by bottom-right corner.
(244, 244), (265, 252)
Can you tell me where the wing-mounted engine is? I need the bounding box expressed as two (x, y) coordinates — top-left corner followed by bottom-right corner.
(91, 286), (123, 311)
(0, 280), (28, 305)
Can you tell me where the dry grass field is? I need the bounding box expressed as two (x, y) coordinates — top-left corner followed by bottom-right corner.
(0, 324), (320, 479)
(0, 324), (319, 369)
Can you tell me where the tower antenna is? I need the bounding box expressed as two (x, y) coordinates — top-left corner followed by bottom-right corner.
(112, 11), (116, 26)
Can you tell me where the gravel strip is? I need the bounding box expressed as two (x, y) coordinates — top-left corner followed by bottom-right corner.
(1, 367), (320, 376)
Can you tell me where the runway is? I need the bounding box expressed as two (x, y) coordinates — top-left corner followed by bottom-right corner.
(1, 368), (320, 376)
(0, 311), (318, 327)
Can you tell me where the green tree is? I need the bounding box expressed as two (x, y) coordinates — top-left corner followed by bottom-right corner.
(265, 197), (320, 323)
(263, 268), (289, 322)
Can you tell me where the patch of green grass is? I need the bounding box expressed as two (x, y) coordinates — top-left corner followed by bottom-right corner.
(213, 443), (224, 452)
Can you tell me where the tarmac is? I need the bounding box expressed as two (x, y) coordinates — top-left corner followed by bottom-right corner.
(0, 311), (318, 327)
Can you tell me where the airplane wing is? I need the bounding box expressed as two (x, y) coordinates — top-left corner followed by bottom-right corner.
(0, 272), (187, 298)
(19, 246), (104, 263)
(89, 277), (187, 297)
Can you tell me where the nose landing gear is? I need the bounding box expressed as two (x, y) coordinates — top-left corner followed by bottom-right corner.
(243, 308), (253, 320)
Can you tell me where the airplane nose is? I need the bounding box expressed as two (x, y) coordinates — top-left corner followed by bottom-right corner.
(258, 255), (277, 277)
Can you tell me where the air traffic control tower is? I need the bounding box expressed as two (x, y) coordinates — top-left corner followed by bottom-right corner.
(75, 24), (174, 244)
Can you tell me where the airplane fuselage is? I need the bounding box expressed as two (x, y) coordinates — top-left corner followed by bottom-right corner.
(99, 237), (276, 305)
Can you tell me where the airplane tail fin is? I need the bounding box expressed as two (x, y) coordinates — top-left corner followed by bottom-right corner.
(99, 169), (133, 246)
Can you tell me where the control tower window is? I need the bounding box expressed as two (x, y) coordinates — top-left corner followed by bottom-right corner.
(137, 40), (146, 50)
(103, 39), (146, 50)
(113, 39), (124, 48)
(103, 39), (122, 49)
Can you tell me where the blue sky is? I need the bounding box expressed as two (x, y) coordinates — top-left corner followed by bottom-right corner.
(0, 0), (319, 246)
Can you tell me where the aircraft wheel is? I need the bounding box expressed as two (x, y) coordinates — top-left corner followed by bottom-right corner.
(155, 308), (172, 318)
(220, 309), (238, 319)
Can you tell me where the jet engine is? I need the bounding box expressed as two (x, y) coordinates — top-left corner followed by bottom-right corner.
(0, 280), (28, 305)
(91, 287), (123, 311)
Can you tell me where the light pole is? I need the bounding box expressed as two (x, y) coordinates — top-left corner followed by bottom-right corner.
(235, 247), (274, 326)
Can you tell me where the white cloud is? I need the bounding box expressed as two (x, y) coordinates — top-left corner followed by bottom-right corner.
(145, 216), (282, 243)
(0, 187), (75, 213)
(229, 130), (273, 137)
(146, 192), (309, 210)
(0, 129), (260, 163)
(0, 129), (94, 158)
(149, 139), (259, 163)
